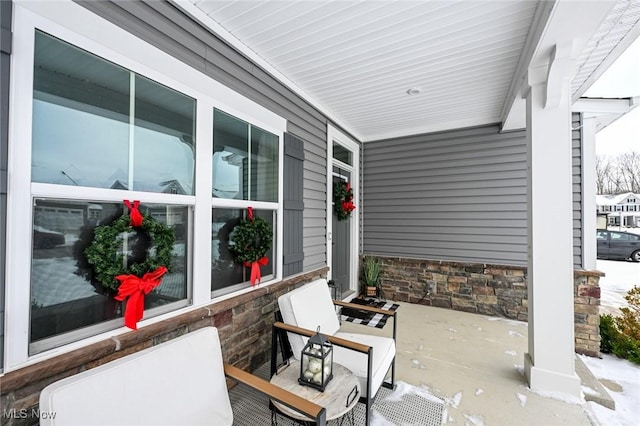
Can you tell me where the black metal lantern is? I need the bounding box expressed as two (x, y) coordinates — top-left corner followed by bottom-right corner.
(299, 326), (333, 391)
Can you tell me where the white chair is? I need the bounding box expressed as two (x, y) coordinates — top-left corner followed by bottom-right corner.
(39, 327), (325, 426)
(275, 279), (397, 426)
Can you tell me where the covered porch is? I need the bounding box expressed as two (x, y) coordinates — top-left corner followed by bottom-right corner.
(176, 0), (635, 400)
(226, 301), (618, 425)
(2, 0), (640, 423)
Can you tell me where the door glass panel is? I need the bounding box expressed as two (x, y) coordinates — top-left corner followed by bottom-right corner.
(332, 167), (351, 296)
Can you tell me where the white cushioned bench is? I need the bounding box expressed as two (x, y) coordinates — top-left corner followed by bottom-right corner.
(40, 327), (325, 426)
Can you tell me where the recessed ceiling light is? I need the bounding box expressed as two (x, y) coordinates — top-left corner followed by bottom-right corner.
(407, 87), (422, 95)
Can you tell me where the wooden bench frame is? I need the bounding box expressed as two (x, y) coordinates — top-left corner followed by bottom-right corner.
(39, 327), (326, 426)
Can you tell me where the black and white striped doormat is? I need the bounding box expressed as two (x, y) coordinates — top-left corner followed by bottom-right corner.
(340, 299), (399, 329)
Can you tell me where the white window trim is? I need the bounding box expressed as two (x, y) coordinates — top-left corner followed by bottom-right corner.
(5, 1), (285, 372)
(326, 124), (360, 296)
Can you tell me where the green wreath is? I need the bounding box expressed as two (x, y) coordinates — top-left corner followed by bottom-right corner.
(85, 213), (175, 292)
(334, 180), (355, 221)
(228, 215), (272, 264)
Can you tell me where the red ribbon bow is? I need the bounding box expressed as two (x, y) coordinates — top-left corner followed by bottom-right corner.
(244, 257), (269, 286)
(115, 266), (167, 330)
(123, 200), (143, 227)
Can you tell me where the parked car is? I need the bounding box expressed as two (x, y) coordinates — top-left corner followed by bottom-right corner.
(33, 226), (65, 249)
(596, 229), (640, 262)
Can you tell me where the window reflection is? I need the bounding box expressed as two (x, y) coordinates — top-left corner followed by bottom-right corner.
(251, 127), (279, 202)
(31, 31), (195, 194)
(133, 75), (195, 194)
(213, 109), (278, 202)
(211, 208), (274, 295)
(30, 199), (189, 343)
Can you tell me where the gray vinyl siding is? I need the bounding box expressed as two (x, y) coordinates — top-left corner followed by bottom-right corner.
(572, 113), (583, 268)
(0, 0), (12, 372)
(363, 124), (528, 266)
(76, 1), (328, 271)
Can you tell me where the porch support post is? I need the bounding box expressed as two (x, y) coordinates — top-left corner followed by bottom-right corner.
(522, 43), (581, 399)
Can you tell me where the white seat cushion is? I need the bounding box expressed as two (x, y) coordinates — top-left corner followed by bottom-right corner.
(278, 279), (340, 356)
(333, 332), (396, 399)
(278, 279), (396, 400)
(39, 327), (233, 426)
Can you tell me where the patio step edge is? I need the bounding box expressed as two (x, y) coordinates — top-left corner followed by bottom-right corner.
(575, 355), (615, 410)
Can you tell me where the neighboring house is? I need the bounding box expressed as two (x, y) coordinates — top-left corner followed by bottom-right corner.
(1, 0), (639, 419)
(159, 179), (188, 195)
(597, 192), (640, 227)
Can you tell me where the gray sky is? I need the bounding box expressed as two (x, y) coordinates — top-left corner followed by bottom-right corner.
(585, 35), (640, 157)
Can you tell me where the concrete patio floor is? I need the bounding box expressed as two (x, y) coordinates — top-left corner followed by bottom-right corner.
(339, 302), (597, 426)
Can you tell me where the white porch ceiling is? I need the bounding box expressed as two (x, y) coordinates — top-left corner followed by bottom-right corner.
(180, 0), (640, 142)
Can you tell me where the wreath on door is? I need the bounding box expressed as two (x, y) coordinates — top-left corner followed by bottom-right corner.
(334, 180), (355, 221)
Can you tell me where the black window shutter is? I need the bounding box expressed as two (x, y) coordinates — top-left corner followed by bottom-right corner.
(283, 133), (304, 276)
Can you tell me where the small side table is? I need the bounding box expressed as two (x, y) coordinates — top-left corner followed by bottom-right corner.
(270, 360), (360, 425)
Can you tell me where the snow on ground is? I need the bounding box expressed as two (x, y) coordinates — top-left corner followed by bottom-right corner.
(581, 354), (640, 426)
(370, 410), (395, 426)
(383, 381), (444, 405)
(371, 381), (447, 426)
(462, 413), (484, 426)
(585, 252), (640, 425)
(597, 258), (640, 316)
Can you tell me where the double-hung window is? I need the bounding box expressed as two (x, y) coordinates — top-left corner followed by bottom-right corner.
(211, 110), (279, 296)
(5, 1), (284, 367)
(29, 31), (195, 352)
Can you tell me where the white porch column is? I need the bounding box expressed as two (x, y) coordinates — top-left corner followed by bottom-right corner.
(523, 44), (581, 399)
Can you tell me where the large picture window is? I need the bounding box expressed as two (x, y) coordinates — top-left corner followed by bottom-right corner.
(32, 31), (196, 194)
(6, 2), (284, 367)
(27, 31), (196, 352)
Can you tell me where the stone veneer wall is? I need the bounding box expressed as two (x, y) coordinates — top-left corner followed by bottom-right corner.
(0, 268), (327, 426)
(375, 256), (602, 357)
(573, 270), (603, 357)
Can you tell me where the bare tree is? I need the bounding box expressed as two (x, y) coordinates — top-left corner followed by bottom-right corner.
(596, 155), (612, 194)
(618, 151), (640, 193)
(596, 151), (640, 194)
